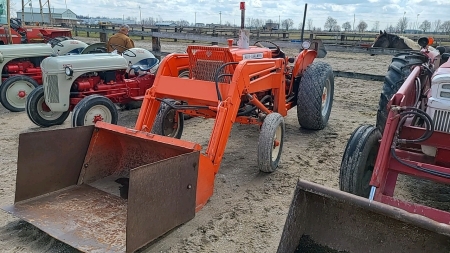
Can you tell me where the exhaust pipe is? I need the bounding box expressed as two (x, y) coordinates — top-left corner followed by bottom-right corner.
(277, 180), (450, 253)
(3, 122), (201, 253)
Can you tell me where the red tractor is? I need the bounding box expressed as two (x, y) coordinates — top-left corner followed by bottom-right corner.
(340, 37), (450, 224)
(1, 18), (72, 45)
(26, 46), (164, 127)
(0, 38), (94, 112)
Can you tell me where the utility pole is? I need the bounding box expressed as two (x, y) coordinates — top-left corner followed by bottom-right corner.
(39, 0), (44, 26)
(279, 15), (280, 28)
(139, 6), (142, 25)
(46, 0), (53, 26)
(21, 0), (24, 22)
(195, 12), (196, 25)
(353, 13), (355, 31)
(219, 11), (221, 25)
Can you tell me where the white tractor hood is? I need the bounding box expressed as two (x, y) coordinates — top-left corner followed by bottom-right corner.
(41, 53), (129, 74)
(0, 43), (54, 59)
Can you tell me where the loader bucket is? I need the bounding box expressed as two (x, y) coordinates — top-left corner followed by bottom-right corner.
(277, 180), (450, 253)
(2, 122), (201, 253)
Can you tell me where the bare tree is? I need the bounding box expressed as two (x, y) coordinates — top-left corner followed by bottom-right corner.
(419, 20), (431, 33)
(397, 17), (408, 33)
(371, 21), (380, 32)
(385, 24), (395, 33)
(282, 18), (294, 30)
(307, 19), (313, 30)
(342, 21), (351, 31)
(324, 16), (337, 31)
(333, 25), (341, 32)
(176, 19), (190, 27)
(357, 21), (368, 32)
(298, 22), (304, 30)
(441, 21), (450, 35)
(433, 19), (441, 33)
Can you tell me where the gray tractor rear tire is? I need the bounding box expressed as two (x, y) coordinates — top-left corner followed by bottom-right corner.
(258, 112), (285, 173)
(71, 95), (118, 127)
(339, 125), (381, 198)
(376, 53), (428, 134)
(296, 62), (334, 130)
(151, 99), (184, 139)
(0, 75), (39, 112)
(26, 86), (70, 127)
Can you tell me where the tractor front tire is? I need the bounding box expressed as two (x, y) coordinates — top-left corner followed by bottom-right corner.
(151, 99), (184, 139)
(339, 125), (381, 198)
(71, 95), (118, 127)
(376, 53), (428, 134)
(297, 62), (334, 130)
(0, 75), (39, 112)
(258, 112), (285, 173)
(26, 86), (70, 127)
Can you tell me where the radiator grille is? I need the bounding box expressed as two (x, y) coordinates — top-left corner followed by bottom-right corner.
(45, 75), (59, 103)
(433, 109), (450, 133)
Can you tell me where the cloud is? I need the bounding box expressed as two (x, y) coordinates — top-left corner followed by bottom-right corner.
(10, 0), (450, 31)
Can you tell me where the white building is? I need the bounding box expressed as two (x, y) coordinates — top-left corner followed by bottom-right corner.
(16, 8), (78, 26)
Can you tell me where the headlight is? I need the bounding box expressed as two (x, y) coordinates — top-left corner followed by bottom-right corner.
(0, 53), (3, 63)
(65, 66), (73, 76)
(301, 40), (311, 50)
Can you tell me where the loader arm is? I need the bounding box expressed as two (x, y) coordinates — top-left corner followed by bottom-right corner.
(135, 49), (285, 211)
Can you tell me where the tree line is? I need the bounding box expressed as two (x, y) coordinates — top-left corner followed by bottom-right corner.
(323, 16), (450, 34)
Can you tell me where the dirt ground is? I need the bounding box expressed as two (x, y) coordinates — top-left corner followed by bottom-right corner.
(0, 38), (447, 252)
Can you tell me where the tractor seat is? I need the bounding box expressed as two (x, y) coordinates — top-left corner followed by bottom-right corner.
(130, 58), (160, 72)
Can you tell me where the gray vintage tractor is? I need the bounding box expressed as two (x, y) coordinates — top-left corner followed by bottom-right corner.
(0, 39), (97, 112)
(26, 47), (161, 127)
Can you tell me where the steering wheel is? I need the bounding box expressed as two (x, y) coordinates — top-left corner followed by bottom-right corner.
(253, 40), (282, 55)
(110, 44), (136, 57)
(47, 37), (67, 48)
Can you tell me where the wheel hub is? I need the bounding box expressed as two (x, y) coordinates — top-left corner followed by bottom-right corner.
(18, 90), (26, 98)
(93, 114), (104, 123)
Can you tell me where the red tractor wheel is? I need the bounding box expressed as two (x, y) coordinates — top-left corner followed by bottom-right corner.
(0, 75), (39, 112)
(71, 95), (118, 127)
(26, 86), (70, 127)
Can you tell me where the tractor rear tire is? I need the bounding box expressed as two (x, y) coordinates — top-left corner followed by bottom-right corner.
(258, 112), (285, 173)
(0, 75), (39, 112)
(376, 53), (428, 134)
(296, 62), (334, 130)
(71, 95), (118, 127)
(151, 99), (184, 139)
(26, 86), (70, 127)
(339, 125), (381, 198)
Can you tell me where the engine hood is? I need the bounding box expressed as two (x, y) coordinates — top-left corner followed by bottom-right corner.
(41, 53), (128, 74)
(0, 43), (54, 58)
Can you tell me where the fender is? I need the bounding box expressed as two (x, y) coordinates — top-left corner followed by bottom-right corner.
(291, 49), (318, 84)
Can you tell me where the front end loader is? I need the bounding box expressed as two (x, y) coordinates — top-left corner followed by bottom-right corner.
(1, 7), (335, 251)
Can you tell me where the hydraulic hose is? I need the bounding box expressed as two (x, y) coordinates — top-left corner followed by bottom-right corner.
(390, 107), (450, 178)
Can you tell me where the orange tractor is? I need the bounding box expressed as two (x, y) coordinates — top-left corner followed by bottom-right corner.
(1, 15), (334, 253)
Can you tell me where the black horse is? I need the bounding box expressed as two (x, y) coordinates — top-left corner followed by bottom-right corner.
(372, 30), (415, 49)
(372, 30), (450, 56)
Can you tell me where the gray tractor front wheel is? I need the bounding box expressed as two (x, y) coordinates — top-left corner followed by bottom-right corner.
(296, 62), (334, 130)
(339, 125), (381, 198)
(0, 75), (39, 112)
(258, 112), (285, 173)
(26, 86), (70, 127)
(71, 95), (118, 127)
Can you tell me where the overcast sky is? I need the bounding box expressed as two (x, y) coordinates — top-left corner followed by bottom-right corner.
(12, 0), (450, 30)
